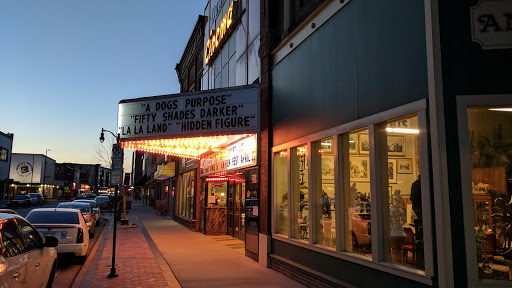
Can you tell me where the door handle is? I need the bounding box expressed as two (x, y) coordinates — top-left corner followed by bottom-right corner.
(13, 271), (20, 280)
(35, 262), (40, 268)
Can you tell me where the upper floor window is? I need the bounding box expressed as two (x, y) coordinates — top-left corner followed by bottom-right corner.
(0, 147), (7, 162)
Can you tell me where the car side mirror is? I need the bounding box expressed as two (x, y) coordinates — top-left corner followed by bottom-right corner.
(45, 235), (58, 247)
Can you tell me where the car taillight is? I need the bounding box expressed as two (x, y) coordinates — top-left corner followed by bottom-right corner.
(77, 227), (84, 243)
(84, 214), (93, 221)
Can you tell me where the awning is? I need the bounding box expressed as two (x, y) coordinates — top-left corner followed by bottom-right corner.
(154, 162), (175, 180)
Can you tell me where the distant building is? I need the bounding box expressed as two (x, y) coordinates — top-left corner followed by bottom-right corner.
(55, 163), (81, 198)
(65, 164), (111, 194)
(0, 131), (14, 200)
(9, 153), (56, 199)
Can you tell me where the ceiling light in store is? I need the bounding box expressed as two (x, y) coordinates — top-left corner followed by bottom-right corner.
(321, 142), (331, 146)
(489, 108), (512, 112)
(121, 135), (229, 159)
(386, 128), (419, 134)
(279, 151), (288, 158)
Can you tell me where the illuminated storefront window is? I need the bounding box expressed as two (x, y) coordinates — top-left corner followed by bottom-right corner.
(274, 150), (288, 237)
(465, 106), (512, 281)
(178, 170), (196, 220)
(344, 128), (372, 256)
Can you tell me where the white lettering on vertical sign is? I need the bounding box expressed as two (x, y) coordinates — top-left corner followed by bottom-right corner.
(200, 134), (257, 176)
(111, 143), (123, 185)
(471, 0), (512, 49)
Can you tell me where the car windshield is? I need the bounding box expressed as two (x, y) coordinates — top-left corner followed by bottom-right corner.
(29, 194), (39, 198)
(58, 203), (91, 213)
(96, 197), (108, 202)
(26, 210), (80, 224)
(75, 200), (97, 208)
(14, 195), (27, 200)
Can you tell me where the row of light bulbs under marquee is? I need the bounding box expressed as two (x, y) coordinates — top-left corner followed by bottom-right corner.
(121, 134), (254, 160)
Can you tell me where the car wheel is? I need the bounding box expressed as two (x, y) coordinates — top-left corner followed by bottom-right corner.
(46, 261), (56, 288)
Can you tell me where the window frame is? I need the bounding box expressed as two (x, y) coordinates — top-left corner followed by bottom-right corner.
(271, 99), (433, 284)
(456, 94), (512, 287)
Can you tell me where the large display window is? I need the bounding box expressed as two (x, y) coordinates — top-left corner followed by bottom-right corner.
(458, 97), (512, 284)
(272, 101), (433, 282)
(274, 149), (289, 237)
(178, 170), (196, 220)
(344, 128), (372, 256)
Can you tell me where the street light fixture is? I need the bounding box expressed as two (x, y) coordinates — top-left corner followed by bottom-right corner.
(99, 128), (121, 279)
(43, 149), (51, 198)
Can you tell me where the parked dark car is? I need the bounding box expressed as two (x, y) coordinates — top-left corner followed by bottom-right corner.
(28, 193), (44, 206)
(7, 195), (32, 208)
(95, 196), (112, 210)
(85, 193), (97, 199)
(76, 193), (87, 199)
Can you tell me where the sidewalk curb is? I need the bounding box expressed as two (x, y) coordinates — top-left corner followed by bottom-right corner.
(71, 218), (112, 288)
(136, 215), (182, 288)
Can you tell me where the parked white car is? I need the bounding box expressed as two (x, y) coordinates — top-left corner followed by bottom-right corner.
(0, 213), (58, 287)
(57, 202), (96, 237)
(25, 208), (90, 263)
(74, 199), (101, 224)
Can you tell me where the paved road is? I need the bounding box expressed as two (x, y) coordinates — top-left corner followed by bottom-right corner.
(6, 200), (109, 288)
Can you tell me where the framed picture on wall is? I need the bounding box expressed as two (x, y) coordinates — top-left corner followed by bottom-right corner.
(349, 133), (358, 154)
(349, 156), (370, 181)
(388, 159), (397, 184)
(387, 135), (405, 156)
(359, 133), (369, 155)
(397, 158), (413, 174)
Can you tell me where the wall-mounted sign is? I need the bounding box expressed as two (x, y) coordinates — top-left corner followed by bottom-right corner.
(205, 1), (235, 65)
(471, 0), (512, 50)
(118, 85), (259, 141)
(200, 134), (257, 176)
(16, 162), (33, 178)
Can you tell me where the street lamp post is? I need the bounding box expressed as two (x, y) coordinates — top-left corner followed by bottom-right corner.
(43, 149), (51, 198)
(100, 128), (121, 279)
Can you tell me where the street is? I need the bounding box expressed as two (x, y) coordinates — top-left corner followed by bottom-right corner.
(5, 200), (108, 288)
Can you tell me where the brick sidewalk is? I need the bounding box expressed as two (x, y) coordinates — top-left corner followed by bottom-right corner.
(77, 219), (177, 288)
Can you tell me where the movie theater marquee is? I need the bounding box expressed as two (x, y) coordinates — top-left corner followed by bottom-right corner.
(117, 85), (259, 141)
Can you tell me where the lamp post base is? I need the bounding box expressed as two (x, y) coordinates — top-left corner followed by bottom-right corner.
(108, 267), (118, 278)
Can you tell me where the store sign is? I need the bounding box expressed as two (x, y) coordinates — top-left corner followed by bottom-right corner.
(471, 0), (512, 49)
(118, 85), (259, 141)
(16, 162), (33, 178)
(204, 1), (235, 65)
(200, 134), (257, 176)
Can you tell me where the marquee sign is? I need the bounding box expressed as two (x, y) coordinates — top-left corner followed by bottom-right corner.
(200, 134), (257, 176)
(117, 85), (259, 141)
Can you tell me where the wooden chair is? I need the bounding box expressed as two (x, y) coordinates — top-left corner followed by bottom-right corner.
(402, 227), (416, 264)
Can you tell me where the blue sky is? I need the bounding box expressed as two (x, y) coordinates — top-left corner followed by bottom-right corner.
(0, 0), (208, 170)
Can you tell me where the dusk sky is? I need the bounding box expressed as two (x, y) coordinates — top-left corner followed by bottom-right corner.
(0, 1), (209, 171)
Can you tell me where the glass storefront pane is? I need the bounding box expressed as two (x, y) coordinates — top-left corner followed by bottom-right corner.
(344, 128), (372, 257)
(466, 106), (512, 281)
(383, 114), (424, 270)
(292, 144), (309, 241)
(274, 150), (289, 236)
(313, 137), (335, 248)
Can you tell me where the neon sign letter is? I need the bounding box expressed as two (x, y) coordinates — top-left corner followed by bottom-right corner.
(204, 1), (233, 65)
